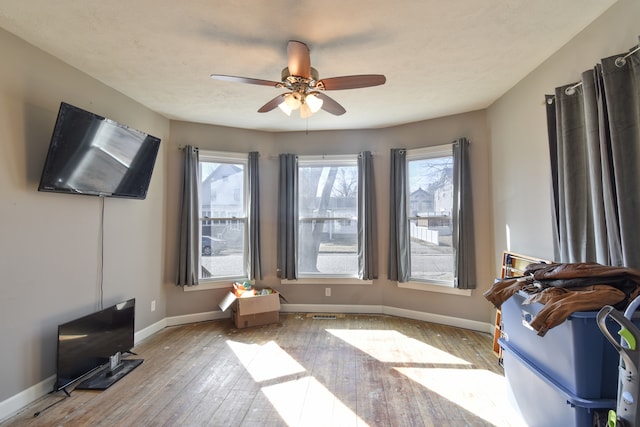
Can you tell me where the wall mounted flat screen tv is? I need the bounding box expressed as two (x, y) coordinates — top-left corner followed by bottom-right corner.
(55, 298), (141, 392)
(38, 102), (161, 199)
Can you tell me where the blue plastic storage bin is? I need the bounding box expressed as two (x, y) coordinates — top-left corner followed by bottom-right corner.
(501, 290), (638, 399)
(500, 339), (614, 427)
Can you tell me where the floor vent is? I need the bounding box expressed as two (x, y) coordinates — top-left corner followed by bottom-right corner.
(312, 314), (337, 320)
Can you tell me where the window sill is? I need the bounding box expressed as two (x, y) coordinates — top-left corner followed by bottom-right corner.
(280, 278), (373, 285)
(397, 281), (472, 296)
(183, 278), (251, 292)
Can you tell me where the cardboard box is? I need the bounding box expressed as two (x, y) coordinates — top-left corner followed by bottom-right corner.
(218, 290), (280, 329)
(233, 309), (279, 329)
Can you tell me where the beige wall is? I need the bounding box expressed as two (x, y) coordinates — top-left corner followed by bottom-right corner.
(0, 28), (169, 402)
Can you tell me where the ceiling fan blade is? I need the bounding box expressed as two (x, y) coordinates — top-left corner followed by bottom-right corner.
(258, 94), (287, 113)
(318, 74), (386, 91)
(315, 93), (346, 116)
(210, 74), (281, 87)
(287, 40), (311, 78)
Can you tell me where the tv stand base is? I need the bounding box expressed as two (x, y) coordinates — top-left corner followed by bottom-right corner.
(75, 359), (143, 391)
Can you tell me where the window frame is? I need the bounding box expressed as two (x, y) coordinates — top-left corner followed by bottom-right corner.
(197, 150), (249, 284)
(405, 144), (456, 287)
(296, 154), (360, 279)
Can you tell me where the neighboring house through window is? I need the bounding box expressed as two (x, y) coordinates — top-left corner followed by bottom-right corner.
(406, 145), (454, 285)
(199, 151), (248, 280)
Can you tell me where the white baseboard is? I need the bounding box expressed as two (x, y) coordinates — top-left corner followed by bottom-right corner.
(280, 303), (384, 315)
(133, 311), (231, 346)
(134, 318), (167, 345)
(0, 375), (55, 423)
(382, 306), (493, 334)
(0, 306), (491, 422)
(281, 303), (493, 334)
(164, 310), (230, 327)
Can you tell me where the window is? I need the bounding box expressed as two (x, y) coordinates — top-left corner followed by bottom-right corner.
(298, 156), (359, 277)
(406, 145), (454, 284)
(199, 151), (248, 280)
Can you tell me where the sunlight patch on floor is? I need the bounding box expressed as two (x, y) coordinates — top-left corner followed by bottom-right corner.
(326, 329), (471, 365)
(395, 367), (527, 427)
(225, 330), (523, 426)
(226, 340), (306, 382)
(261, 376), (368, 427)
(227, 339), (366, 425)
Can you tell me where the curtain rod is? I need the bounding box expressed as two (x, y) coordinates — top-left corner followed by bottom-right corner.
(267, 152), (378, 160)
(178, 147), (376, 158)
(564, 81), (583, 95)
(615, 37), (640, 67)
(563, 37), (639, 96)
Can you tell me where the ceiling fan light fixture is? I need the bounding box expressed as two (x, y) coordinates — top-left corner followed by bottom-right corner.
(278, 101), (292, 116)
(299, 102), (313, 119)
(284, 92), (302, 110)
(305, 93), (323, 113)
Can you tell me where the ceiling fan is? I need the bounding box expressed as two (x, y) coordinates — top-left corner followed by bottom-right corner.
(210, 40), (386, 118)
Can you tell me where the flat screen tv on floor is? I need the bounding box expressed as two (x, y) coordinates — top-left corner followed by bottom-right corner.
(55, 298), (143, 393)
(38, 102), (161, 199)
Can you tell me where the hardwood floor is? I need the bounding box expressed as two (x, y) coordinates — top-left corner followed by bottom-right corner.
(1, 314), (526, 427)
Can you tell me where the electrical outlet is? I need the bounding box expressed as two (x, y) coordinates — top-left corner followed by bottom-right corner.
(151, 300), (156, 312)
(325, 288), (331, 297)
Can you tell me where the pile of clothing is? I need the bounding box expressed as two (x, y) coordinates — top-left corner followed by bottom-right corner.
(484, 262), (640, 336)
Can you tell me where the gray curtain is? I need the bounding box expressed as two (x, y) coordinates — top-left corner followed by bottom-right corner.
(452, 138), (476, 289)
(277, 154), (298, 279)
(547, 46), (640, 268)
(357, 151), (378, 280)
(247, 152), (262, 280)
(176, 145), (200, 286)
(388, 148), (410, 282)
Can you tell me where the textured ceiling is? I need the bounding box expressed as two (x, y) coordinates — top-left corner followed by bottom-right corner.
(0, 0), (617, 132)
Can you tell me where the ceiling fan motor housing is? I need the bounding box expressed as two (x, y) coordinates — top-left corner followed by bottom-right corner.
(280, 67), (320, 94)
